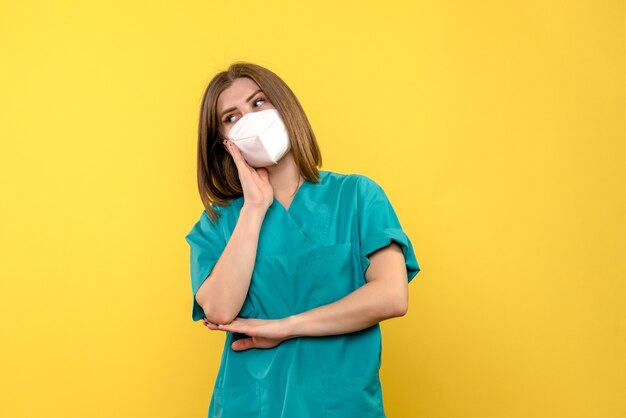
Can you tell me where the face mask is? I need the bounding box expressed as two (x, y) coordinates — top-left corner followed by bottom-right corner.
(227, 108), (291, 168)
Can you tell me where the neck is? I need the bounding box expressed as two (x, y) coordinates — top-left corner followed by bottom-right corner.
(266, 151), (303, 198)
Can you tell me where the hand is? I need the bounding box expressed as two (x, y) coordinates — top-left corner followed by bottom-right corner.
(223, 140), (274, 212)
(202, 316), (293, 351)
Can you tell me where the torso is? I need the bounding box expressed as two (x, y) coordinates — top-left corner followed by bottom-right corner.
(205, 170), (387, 418)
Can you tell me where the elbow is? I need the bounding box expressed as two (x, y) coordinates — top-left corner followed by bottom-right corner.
(384, 288), (408, 318)
(196, 286), (238, 325)
(389, 299), (408, 318)
(201, 304), (237, 325)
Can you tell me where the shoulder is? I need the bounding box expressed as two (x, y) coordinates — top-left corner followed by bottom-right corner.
(318, 170), (382, 193)
(185, 198), (242, 242)
(316, 170), (387, 211)
(185, 210), (215, 243)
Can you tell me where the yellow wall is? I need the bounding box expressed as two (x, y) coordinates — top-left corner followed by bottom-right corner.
(1, 1), (624, 417)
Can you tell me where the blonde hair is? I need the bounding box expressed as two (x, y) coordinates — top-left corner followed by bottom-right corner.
(195, 62), (322, 222)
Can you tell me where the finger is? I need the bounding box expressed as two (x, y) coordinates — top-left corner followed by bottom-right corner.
(222, 140), (236, 161)
(231, 338), (256, 351)
(229, 317), (245, 324)
(217, 323), (241, 333)
(202, 318), (221, 330)
(226, 141), (258, 183)
(225, 140), (250, 171)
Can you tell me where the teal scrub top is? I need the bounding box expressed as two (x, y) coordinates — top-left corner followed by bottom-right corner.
(185, 170), (420, 418)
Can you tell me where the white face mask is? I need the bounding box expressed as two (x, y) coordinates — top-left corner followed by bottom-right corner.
(227, 108), (291, 168)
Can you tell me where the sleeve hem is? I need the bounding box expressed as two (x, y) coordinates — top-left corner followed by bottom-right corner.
(191, 262), (217, 321)
(360, 229), (421, 283)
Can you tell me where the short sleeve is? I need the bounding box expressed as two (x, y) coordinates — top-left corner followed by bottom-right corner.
(184, 209), (227, 321)
(356, 175), (421, 283)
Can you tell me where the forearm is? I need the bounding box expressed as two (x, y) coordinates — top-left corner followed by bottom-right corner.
(284, 279), (407, 338)
(197, 205), (265, 324)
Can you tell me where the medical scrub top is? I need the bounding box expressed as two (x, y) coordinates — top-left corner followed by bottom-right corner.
(185, 170), (420, 418)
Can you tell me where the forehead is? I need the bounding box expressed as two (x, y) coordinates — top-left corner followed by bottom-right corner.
(216, 77), (262, 112)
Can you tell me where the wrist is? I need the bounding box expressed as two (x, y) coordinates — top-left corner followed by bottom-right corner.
(283, 314), (304, 340)
(240, 204), (267, 223)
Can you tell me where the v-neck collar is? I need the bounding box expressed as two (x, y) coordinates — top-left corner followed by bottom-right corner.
(257, 171), (331, 250)
(270, 177), (309, 215)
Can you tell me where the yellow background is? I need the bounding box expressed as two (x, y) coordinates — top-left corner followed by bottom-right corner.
(1, 1), (625, 417)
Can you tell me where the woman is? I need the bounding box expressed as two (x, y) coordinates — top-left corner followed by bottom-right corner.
(185, 62), (420, 418)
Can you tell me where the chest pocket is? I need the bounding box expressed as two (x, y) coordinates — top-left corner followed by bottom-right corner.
(299, 242), (359, 310)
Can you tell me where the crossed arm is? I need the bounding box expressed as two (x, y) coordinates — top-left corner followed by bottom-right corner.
(201, 241), (409, 351)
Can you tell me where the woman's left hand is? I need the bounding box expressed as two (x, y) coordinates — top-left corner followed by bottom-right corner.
(201, 317), (293, 351)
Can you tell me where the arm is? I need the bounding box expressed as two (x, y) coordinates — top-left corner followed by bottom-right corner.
(195, 205), (265, 325)
(195, 140), (273, 325)
(284, 242), (408, 338)
(212, 242), (409, 350)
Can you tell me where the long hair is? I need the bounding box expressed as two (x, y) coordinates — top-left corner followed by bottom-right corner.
(195, 62), (322, 222)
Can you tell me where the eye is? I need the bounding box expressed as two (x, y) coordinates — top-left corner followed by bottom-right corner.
(253, 97), (266, 107)
(224, 114), (238, 124)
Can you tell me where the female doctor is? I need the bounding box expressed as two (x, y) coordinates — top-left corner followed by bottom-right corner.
(185, 61), (420, 418)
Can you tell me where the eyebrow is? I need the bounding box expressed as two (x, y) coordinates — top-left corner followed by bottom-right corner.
(219, 89), (263, 121)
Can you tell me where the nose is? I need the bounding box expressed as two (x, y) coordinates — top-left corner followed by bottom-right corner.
(235, 107), (253, 122)
(240, 101), (261, 117)
(237, 105), (265, 123)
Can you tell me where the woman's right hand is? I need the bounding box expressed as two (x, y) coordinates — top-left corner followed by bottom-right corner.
(224, 139), (274, 212)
